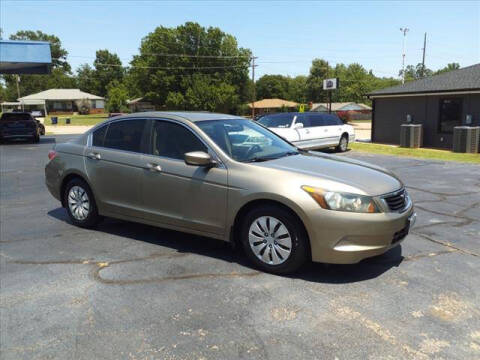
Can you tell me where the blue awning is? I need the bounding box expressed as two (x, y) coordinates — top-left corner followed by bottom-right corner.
(0, 40), (52, 74)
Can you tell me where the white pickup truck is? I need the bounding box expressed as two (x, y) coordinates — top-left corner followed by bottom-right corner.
(257, 112), (355, 152)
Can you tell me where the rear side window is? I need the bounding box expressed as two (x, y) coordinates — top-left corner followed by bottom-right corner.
(309, 114), (326, 127)
(257, 114), (295, 128)
(103, 119), (146, 152)
(324, 114), (343, 125)
(152, 121), (207, 160)
(92, 125), (108, 147)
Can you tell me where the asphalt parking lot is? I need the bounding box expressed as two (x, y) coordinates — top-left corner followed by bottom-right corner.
(1, 135), (479, 360)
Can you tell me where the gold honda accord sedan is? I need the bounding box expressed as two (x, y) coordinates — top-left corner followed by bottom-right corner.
(45, 112), (416, 274)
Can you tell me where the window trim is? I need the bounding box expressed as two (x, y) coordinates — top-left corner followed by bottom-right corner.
(146, 118), (225, 167)
(438, 97), (463, 134)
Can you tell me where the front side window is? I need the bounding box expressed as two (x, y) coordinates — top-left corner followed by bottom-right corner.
(439, 98), (462, 133)
(197, 119), (298, 163)
(152, 121), (207, 160)
(103, 119), (145, 152)
(294, 114), (311, 128)
(257, 113), (295, 128)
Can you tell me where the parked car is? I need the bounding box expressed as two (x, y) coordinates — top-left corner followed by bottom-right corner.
(45, 112), (415, 274)
(0, 112), (41, 143)
(257, 112), (355, 152)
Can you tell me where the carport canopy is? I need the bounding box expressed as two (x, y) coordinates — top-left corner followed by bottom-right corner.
(0, 40), (52, 74)
(1, 99), (47, 115)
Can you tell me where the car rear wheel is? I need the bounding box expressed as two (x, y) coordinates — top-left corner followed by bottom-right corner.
(64, 178), (101, 228)
(336, 135), (348, 152)
(241, 205), (308, 274)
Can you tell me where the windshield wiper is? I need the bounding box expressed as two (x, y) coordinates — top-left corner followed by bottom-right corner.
(246, 151), (300, 163)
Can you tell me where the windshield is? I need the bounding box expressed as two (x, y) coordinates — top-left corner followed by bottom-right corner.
(197, 119), (299, 163)
(257, 113), (295, 128)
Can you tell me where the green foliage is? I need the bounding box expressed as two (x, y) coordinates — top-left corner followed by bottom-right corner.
(256, 75), (290, 100)
(93, 50), (124, 97)
(76, 64), (98, 95)
(128, 22), (251, 113)
(306, 59), (331, 102)
(434, 63), (460, 75)
(105, 81), (129, 113)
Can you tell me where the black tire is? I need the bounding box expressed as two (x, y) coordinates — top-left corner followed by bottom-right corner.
(240, 205), (309, 274)
(336, 134), (348, 152)
(33, 134), (40, 143)
(63, 178), (102, 228)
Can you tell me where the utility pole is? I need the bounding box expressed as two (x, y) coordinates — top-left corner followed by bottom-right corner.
(400, 27), (409, 85)
(421, 32), (427, 77)
(251, 56), (258, 119)
(16, 75), (21, 100)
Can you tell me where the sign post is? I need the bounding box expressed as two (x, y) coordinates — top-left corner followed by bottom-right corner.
(323, 78), (339, 114)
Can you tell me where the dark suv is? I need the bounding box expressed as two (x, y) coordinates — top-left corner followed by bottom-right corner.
(0, 112), (41, 143)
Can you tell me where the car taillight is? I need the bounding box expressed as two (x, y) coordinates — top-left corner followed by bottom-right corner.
(48, 150), (57, 161)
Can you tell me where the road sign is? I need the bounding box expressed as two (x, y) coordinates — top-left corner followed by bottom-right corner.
(299, 104), (305, 113)
(323, 78), (339, 90)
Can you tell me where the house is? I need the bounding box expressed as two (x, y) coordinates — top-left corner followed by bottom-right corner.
(248, 98), (298, 115)
(18, 89), (105, 115)
(367, 64), (480, 149)
(0, 40), (51, 74)
(127, 97), (155, 113)
(310, 102), (372, 121)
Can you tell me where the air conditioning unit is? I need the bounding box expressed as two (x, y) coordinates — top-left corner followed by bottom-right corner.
(400, 124), (423, 148)
(453, 126), (480, 153)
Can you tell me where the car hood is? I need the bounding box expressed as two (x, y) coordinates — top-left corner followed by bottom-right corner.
(255, 152), (402, 196)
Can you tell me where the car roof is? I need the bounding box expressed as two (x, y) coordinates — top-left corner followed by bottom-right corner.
(112, 111), (244, 122)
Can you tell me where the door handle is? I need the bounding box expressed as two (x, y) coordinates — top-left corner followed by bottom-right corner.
(146, 163), (162, 172)
(305, 129), (310, 134)
(87, 152), (101, 160)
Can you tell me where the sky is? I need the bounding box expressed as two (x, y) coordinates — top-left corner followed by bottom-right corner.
(0, 0), (479, 79)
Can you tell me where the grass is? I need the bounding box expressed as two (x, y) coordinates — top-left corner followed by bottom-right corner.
(350, 142), (480, 164)
(349, 119), (372, 123)
(45, 114), (109, 126)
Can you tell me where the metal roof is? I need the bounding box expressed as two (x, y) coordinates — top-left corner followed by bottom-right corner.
(18, 89), (104, 101)
(311, 102), (372, 111)
(368, 63), (480, 97)
(0, 40), (52, 74)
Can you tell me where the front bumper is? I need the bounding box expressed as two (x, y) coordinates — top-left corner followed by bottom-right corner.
(306, 204), (415, 264)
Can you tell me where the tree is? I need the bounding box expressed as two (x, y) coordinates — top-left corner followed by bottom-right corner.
(399, 63), (433, 80)
(434, 63), (460, 75)
(129, 22), (251, 113)
(306, 59), (331, 102)
(255, 75), (290, 100)
(76, 64), (98, 94)
(105, 81), (129, 112)
(93, 50), (124, 97)
(287, 75), (308, 103)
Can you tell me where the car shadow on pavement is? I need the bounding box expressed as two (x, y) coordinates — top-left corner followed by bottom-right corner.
(0, 137), (56, 145)
(48, 208), (404, 284)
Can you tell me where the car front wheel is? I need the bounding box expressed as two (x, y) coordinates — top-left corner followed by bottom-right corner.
(64, 178), (101, 228)
(241, 205), (309, 274)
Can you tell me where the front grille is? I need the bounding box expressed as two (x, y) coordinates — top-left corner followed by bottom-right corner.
(384, 189), (407, 211)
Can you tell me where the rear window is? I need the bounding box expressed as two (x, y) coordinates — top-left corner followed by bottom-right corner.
(92, 125), (108, 147)
(324, 114), (343, 125)
(258, 114), (295, 128)
(0, 113), (32, 121)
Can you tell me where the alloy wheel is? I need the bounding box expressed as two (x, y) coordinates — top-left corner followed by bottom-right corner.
(340, 137), (348, 151)
(68, 185), (90, 221)
(248, 216), (292, 265)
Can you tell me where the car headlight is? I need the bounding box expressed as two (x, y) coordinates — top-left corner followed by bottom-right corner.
(302, 186), (379, 213)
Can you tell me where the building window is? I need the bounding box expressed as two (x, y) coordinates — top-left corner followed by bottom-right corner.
(438, 98), (462, 133)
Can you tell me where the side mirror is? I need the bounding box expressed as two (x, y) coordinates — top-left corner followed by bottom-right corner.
(184, 151), (215, 167)
(293, 122), (304, 129)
